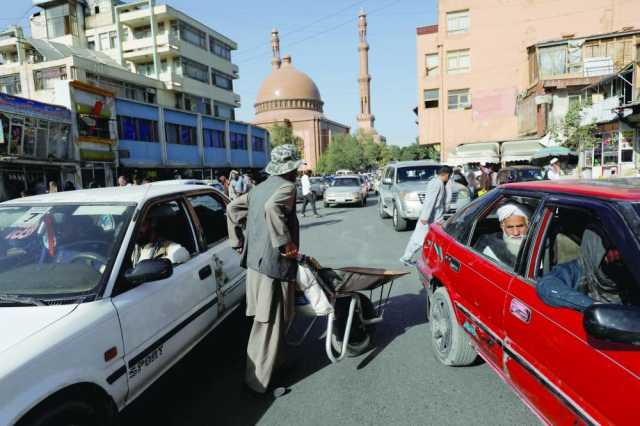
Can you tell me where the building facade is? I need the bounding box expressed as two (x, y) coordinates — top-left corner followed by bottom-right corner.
(0, 0), (268, 189)
(253, 30), (349, 171)
(416, 0), (640, 165)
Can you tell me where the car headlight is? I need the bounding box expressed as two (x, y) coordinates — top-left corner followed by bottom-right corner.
(352, 192), (361, 198)
(400, 191), (420, 202)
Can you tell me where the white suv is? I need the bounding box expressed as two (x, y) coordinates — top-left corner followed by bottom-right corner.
(0, 184), (244, 426)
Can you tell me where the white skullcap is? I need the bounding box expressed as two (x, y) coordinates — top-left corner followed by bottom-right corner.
(497, 203), (530, 222)
(550, 157), (559, 165)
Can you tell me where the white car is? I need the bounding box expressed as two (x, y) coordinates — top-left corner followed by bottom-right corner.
(0, 184), (244, 426)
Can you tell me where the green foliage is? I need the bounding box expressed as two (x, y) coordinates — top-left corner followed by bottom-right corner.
(549, 101), (597, 151)
(316, 132), (441, 174)
(269, 123), (304, 157)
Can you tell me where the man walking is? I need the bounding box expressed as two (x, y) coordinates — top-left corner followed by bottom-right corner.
(400, 166), (452, 266)
(301, 170), (320, 218)
(226, 144), (303, 397)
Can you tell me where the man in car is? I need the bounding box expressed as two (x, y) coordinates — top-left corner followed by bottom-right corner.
(131, 206), (188, 267)
(474, 203), (530, 267)
(226, 144), (302, 397)
(536, 229), (625, 311)
(400, 166), (452, 266)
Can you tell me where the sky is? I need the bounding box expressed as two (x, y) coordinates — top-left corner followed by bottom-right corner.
(1, 0), (437, 147)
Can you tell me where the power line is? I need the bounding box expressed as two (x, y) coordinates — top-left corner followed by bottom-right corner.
(234, 0), (369, 58)
(236, 0), (403, 65)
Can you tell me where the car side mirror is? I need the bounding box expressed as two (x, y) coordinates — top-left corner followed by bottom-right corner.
(382, 178), (392, 185)
(124, 258), (173, 285)
(583, 304), (640, 346)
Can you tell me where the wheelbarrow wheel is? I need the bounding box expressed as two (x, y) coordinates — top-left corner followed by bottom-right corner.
(330, 294), (376, 357)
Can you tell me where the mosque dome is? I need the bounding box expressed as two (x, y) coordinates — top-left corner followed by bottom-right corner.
(255, 56), (324, 114)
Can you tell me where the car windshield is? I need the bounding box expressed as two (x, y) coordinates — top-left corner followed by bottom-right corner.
(514, 169), (544, 181)
(332, 178), (360, 187)
(397, 166), (440, 183)
(0, 203), (134, 300)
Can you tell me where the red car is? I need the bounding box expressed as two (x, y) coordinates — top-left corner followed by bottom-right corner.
(418, 179), (640, 425)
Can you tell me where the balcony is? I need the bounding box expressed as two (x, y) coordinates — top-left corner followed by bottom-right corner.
(122, 33), (179, 61)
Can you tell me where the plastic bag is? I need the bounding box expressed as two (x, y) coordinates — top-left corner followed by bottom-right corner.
(296, 264), (333, 316)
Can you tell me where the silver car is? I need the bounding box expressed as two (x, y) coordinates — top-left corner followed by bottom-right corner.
(378, 160), (442, 231)
(323, 175), (367, 207)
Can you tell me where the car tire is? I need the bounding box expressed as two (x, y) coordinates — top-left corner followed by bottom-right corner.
(429, 286), (477, 366)
(19, 392), (117, 426)
(378, 199), (390, 219)
(323, 201), (330, 208)
(393, 203), (408, 232)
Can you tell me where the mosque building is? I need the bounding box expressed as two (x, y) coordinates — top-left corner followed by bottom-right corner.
(253, 30), (350, 171)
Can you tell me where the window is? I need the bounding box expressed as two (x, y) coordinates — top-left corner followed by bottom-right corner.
(109, 31), (117, 49)
(165, 123), (196, 145)
(179, 21), (206, 49)
(178, 57), (209, 83)
(214, 102), (235, 120)
(447, 49), (470, 74)
(133, 25), (151, 39)
(0, 74), (21, 95)
(534, 206), (640, 308)
(94, 6), (100, 14)
(78, 113), (110, 139)
(136, 62), (155, 77)
(423, 89), (439, 108)
(188, 194), (228, 246)
(230, 132), (247, 150)
(182, 93), (211, 115)
(447, 10), (469, 34)
(203, 128), (225, 148)
(46, 3), (77, 38)
(470, 196), (541, 271)
(444, 193), (499, 244)
(34, 66), (67, 91)
(425, 53), (439, 76)
(252, 135), (265, 152)
(209, 37), (232, 60)
(118, 116), (158, 142)
(212, 72), (233, 91)
(99, 33), (109, 50)
(87, 36), (96, 50)
(539, 45), (567, 78)
(448, 89), (470, 110)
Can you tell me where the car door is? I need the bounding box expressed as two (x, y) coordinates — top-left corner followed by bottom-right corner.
(503, 198), (640, 425)
(111, 197), (219, 400)
(186, 191), (245, 316)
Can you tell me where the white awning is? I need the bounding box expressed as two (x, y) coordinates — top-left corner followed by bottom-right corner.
(501, 138), (544, 163)
(447, 142), (500, 166)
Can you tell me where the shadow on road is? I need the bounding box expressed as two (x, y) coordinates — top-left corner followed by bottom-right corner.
(356, 288), (428, 370)
(300, 219), (342, 229)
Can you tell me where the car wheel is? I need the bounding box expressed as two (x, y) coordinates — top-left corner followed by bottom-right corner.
(393, 203), (408, 232)
(429, 286), (477, 366)
(19, 393), (117, 426)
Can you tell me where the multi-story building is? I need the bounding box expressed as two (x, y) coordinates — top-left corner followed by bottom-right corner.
(416, 0), (640, 166)
(0, 0), (267, 190)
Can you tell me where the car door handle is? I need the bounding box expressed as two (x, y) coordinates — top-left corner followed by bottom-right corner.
(445, 255), (460, 272)
(509, 299), (531, 324)
(199, 265), (212, 280)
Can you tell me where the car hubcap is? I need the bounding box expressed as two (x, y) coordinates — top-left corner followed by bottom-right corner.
(431, 297), (452, 356)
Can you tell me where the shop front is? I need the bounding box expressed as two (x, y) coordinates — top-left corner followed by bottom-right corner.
(0, 93), (75, 200)
(580, 121), (639, 177)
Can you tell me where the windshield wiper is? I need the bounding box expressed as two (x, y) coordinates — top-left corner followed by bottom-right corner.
(0, 293), (45, 306)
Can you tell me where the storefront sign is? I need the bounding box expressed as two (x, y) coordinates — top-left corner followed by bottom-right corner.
(0, 93), (71, 123)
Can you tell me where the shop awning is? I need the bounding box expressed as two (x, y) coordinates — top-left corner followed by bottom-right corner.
(501, 138), (545, 163)
(447, 142), (500, 166)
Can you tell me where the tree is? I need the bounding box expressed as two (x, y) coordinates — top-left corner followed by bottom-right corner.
(269, 122), (304, 156)
(316, 133), (365, 174)
(549, 102), (597, 152)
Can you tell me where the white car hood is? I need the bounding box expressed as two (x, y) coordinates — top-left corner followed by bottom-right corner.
(327, 187), (360, 194)
(0, 304), (78, 354)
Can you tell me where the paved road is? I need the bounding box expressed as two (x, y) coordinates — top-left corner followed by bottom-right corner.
(121, 194), (538, 425)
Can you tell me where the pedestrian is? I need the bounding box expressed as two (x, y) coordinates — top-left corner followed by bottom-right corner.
(132, 174), (142, 185)
(226, 144), (302, 397)
(399, 166), (451, 266)
(243, 172), (254, 193)
(547, 158), (564, 180)
(117, 175), (129, 187)
(228, 170), (240, 200)
(219, 175), (229, 196)
(478, 163), (493, 196)
(466, 171), (479, 199)
(48, 181), (58, 193)
(300, 170), (320, 218)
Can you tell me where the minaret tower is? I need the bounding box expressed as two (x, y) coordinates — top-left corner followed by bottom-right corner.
(357, 9), (375, 131)
(271, 28), (281, 70)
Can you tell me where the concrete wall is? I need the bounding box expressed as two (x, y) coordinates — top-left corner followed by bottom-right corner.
(416, 0), (640, 160)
